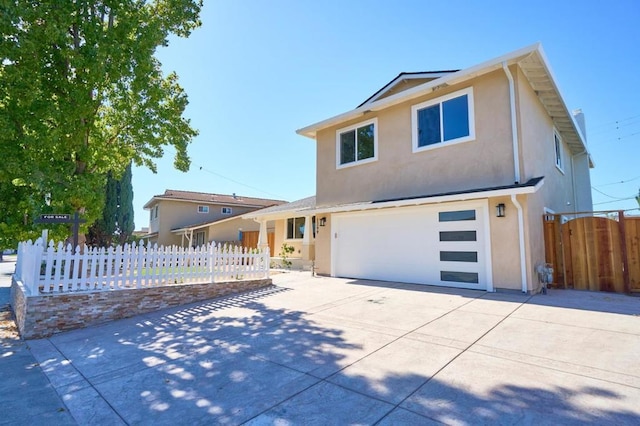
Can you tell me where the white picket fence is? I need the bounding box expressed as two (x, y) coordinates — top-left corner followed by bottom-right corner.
(15, 239), (270, 296)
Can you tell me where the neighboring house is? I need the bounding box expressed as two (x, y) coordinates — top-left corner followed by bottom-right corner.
(245, 43), (593, 293)
(142, 190), (285, 250)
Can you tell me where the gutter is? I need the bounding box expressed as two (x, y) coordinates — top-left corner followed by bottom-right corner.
(511, 194), (528, 293)
(504, 63), (527, 292)
(502, 61), (520, 184)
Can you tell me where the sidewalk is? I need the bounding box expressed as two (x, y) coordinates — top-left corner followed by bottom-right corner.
(0, 256), (76, 425)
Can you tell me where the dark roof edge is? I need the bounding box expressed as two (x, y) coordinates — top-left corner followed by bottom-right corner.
(372, 177), (544, 205)
(357, 70), (460, 108)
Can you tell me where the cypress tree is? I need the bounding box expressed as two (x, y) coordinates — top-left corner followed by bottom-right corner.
(116, 163), (135, 244)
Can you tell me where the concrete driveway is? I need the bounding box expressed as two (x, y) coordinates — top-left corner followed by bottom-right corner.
(18, 272), (640, 424)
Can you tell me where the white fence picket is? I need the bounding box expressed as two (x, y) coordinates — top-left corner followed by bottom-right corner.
(14, 241), (269, 295)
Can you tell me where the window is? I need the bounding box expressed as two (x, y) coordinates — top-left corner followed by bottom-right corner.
(197, 205), (209, 213)
(336, 118), (377, 168)
(194, 231), (205, 247)
(412, 88), (475, 152)
(439, 231), (477, 242)
(286, 217), (306, 239)
(151, 206), (158, 220)
(440, 251), (478, 262)
(439, 210), (476, 222)
(221, 207), (232, 215)
(441, 271), (479, 284)
(554, 131), (563, 172)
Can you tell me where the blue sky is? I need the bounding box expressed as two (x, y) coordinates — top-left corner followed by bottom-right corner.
(133, 0), (640, 228)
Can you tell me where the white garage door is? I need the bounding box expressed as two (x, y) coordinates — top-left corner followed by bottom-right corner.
(332, 200), (492, 290)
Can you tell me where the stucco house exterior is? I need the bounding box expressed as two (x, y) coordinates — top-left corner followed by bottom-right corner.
(142, 190), (285, 249)
(245, 43), (593, 293)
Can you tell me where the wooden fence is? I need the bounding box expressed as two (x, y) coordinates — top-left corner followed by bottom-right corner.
(241, 231), (275, 256)
(543, 211), (640, 293)
(15, 239), (270, 296)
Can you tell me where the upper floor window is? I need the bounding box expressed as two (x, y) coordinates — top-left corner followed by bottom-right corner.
(411, 87), (475, 152)
(151, 206), (158, 220)
(554, 131), (563, 172)
(336, 118), (378, 168)
(197, 205), (209, 213)
(221, 207), (232, 215)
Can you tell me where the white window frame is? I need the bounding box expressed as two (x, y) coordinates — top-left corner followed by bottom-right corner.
(411, 87), (475, 153)
(285, 217), (306, 241)
(221, 207), (232, 215)
(335, 118), (378, 169)
(197, 205), (209, 214)
(554, 129), (564, 174)
(152, 206), (158, 220)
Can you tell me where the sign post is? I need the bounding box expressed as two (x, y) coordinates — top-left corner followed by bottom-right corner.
(35, 212), (87, 248)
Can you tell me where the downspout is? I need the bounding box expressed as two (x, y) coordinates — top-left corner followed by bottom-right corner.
(503, 62), (527, 293)
(511, 194), (528, 293)
(503, 62), (520, 184)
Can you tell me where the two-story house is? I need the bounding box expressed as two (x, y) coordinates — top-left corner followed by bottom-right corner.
(143, 189), (285, 250)
(245, 43), (593, 293)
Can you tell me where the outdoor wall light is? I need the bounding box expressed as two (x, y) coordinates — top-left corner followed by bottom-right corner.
(496, 203), (506, 218)
(318, 217), (327, 227)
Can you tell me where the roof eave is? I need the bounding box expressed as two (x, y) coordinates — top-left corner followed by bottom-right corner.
(310, 179), (544, 215)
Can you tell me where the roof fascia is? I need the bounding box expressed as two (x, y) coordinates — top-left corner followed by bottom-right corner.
(144, 196), (275, 210)
(170, 215), (250, 233)
(296, 43), (542, 139)
(242, 209), (315, 222)
(311, 179), (544, 215)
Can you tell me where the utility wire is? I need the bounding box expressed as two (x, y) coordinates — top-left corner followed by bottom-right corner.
(197, 166), (287, 200)
(594, 175), (640, 187)
(593, 197), (636, 205)
(589, 113), (640, 130)
(591, 187), (636, 200)
(160, 145), (288, 200)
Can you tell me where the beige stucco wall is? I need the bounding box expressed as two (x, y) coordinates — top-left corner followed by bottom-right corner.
(273, 219), (302, 258)
(207, 217), (260, 244)
(516, 67), (576, 214)
(150, 200), (257, 247)
(487, 195), (522, 291)
(314, 214), (332, 275)
(316, 69), (515, 207)
(271, 217), (319, 260)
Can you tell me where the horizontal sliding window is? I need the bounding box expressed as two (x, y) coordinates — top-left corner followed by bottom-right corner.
(336, 119), (378, 168)
(412, 87), (475, 152)
(439, 231), (477, 242)
(441, 271), (479, 284)
(439, 210), (476, 222)
(440, 251), (478, 262)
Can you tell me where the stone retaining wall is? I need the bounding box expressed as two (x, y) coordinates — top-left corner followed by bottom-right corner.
(10, 278), (272, 340)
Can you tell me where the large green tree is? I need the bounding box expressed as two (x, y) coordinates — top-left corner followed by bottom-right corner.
(0, 0), (202, 247)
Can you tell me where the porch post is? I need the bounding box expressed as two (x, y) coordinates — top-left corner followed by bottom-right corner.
(301, 215), (311, 260)
(257, 220), (269, 253)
